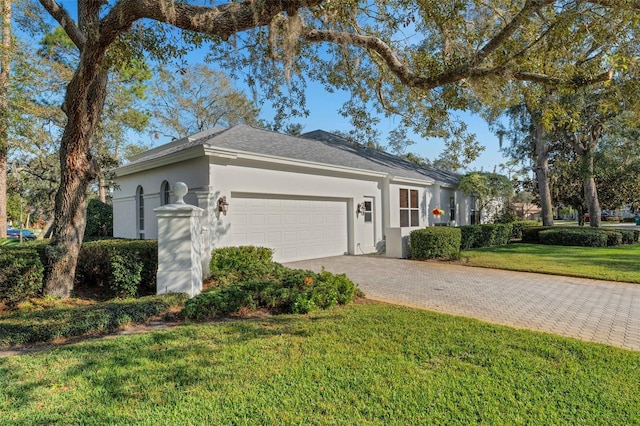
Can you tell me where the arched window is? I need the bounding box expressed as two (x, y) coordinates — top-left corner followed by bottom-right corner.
(160, 181), (171, 206)
(136, 186), (144, 239)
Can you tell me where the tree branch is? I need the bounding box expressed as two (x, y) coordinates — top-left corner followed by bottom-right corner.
(37, 0), (85, 49)
(100, 0), (324, 48)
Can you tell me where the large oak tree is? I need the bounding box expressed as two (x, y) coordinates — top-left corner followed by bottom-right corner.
(31, 0), (640, 297)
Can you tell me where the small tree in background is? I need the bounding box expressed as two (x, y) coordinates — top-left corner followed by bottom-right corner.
(459, 172), (513, 224)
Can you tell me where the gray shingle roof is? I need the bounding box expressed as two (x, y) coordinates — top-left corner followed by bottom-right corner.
(125, 125), (460, 186)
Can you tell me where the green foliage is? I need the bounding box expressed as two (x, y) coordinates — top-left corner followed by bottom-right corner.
(603, 229), (636, 245)
(84, 199), (113, 238)
(538, 229), (608, 247)
(209, 246), (277, 285)
(458, 172), (513, 215)
(0, 294), (187, 347)
(0, 249), (44, 307)
(184, 266), (359, 320)
(76, 240), (158, 298)
(521, 226), (550, 244)
(459, 224), (513, 249)
(523, 227), (636, 247)
(185, 248), (359, 320)
(493, 207), (518, 224)
(409, 227), (461, 260)
(510, 221), (539, 239)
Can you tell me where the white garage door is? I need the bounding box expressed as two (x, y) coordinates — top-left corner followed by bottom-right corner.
(230, 195), (348, 262)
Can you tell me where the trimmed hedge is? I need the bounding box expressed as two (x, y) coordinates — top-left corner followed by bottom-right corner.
(538, 228), (608, 247)
(84, 199), (114, 238)
(76, 240), (158, 298)
(521, 226), (551, 244)
(209, 246), (278, 286)
(460, 224), (513, 250)
(603, 228), (637, 245)
(524, 226), (637, 246)
(410, 227), (461, 260)
(510, 221), (540, 239)
(0, 249), (44, 307)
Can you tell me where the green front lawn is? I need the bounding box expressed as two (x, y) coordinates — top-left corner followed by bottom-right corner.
(461, 243), (640, 283)
(2, 302), (640, 424)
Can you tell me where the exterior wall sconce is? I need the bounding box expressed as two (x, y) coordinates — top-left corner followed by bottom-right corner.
(356, 202), (366, 217)
(218, 196), (229, 215)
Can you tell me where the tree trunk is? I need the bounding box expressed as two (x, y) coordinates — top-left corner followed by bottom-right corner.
(98, 177), (107, 203)
(582, 152), (601, 228)
(0, 0), (11, 239)
(44, 47), (108, 298)
(534, 121), (554, 226)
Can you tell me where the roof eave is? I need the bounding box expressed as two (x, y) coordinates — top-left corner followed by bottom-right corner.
(115, 145), (206, 177)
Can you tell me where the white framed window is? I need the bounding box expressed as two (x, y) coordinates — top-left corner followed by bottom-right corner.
(364, 200), (373, 223)
(399, 188), (419, 227)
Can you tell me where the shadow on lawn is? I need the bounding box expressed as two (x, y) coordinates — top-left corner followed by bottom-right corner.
(0, 310), (345, 422)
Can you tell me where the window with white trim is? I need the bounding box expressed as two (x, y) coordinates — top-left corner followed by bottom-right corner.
(399, 188), (419, 227)
(364, 200), (373, 223)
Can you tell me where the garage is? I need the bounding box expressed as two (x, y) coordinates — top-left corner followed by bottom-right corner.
(230, 194), (349, 262)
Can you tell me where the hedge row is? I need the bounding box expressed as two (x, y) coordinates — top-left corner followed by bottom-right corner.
(410, 227), (461, 260)
(525, 226), (639, 247)
(1, 239), (159, 305)
(0, 249), (44, 307)
(459, 224), (513, 250)
(76, 240), (158, 298)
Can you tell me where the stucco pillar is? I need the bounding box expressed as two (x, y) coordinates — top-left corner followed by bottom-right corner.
(154, 182), (204, 298)
(195, 188), (213, 278)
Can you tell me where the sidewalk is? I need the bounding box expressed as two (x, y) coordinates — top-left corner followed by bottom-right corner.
(286, 256), (640, 351)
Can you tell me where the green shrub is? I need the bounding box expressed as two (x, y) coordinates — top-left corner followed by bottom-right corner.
(183, 263), (359, 320)
(182, 285), (256, 320)
(0, 249), (44, 307)
(459, 224), (513, 249)
(493, 208), (518, 224)
(614, 229), (636, 245)
(521, 226), (551, 244)
(634, 229), (640, 243)
(84, 199), (113, 238)
(510, 221), (539, 239)
(538, 228), (608, 247)
(76, 240), (158, 298)
(489, 223), (514, 246)
(459, 225), (484, 250)
(410, 227), (461, 259)
(209, 246), (277, 285)
(600, 229), (624, 246)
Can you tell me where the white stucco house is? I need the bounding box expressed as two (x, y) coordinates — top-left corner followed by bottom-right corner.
(113, 125), (476, 262)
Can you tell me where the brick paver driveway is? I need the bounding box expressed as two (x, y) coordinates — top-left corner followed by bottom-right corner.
(285, 256), (640, 351)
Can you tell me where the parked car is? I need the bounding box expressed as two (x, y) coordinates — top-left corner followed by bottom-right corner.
(7, 228), (36, 241)
(584, 212), (609, 222)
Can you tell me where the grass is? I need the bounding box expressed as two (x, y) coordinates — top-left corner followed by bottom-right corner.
(1, 302), (639, 424)
(461, 243), (640, 283)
